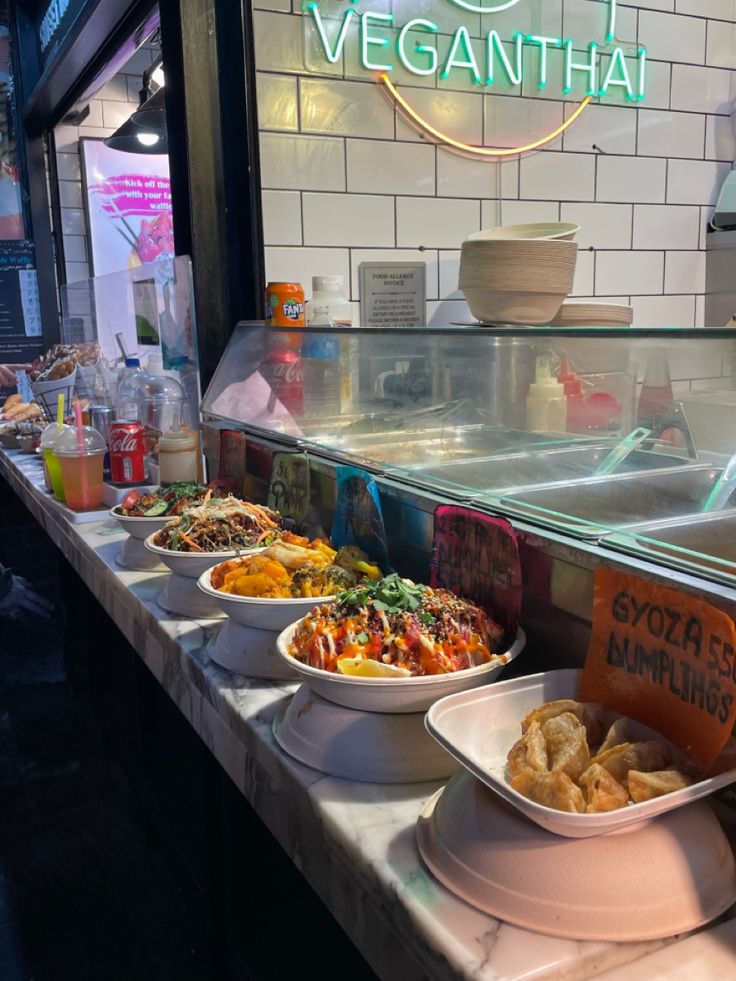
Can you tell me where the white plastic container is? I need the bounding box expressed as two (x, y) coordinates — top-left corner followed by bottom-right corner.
(305, 275), (352, 327)
(158, 428), (197, 484)
(526, 355), (567, 432)
(304, 275), (355, 413)
(115, 358), (147, 419)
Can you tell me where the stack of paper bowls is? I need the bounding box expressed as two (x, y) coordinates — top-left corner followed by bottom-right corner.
(549, 301), (634, 327)
(459, 238), (578, 326)
(467, 222), (580, 242)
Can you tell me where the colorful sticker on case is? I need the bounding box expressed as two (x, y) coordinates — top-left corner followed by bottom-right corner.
(430, 505), (521, 648)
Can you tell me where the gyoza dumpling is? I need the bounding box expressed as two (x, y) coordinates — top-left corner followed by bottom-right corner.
(511, 768), (586, 813)
(522, 699), (583, 731)
(541, 712), (590, 782)
(596, 717), (629, 755)
(628, 769), (693, 804)
(506, 721), (548, 780)
(522, 699), (612, 748)
(591, 741), (678, 784)
(579, 763), (629, 813)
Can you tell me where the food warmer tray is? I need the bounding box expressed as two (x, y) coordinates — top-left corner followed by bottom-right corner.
(488, 464), (726, 540)
(321, 426), (596, 469)
(386, 444), (690, 500)
(604, 511), (736, 588)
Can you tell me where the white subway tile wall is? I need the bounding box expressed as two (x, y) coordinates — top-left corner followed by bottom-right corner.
(255, 0), (736, 326)
(53, 49), (156, 283)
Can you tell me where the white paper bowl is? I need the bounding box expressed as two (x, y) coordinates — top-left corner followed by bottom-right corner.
(110, 507), (172, 540)
(463, 288), (567, 326)
(274, 685), (458, 783)
(208, 620), (298, 679)
(197, 565), (336, 631)
(275, 623), (525, 714)
(116, 535), (167, 572)
(144, 533), (263, 579)
(157, 574), (224, 619)
(425, 668), (736, 838)
(467, 222), (580, 242)
(417, 770), (736, 941)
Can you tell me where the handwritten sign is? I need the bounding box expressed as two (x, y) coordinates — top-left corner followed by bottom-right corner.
(430, 506), (521, 646)
(331, 466), (390, 572)
(579, 569), (736, 773)
(267, 452), (310, 526)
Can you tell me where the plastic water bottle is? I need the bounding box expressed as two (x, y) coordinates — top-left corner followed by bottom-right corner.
(115, 358), (147, 420)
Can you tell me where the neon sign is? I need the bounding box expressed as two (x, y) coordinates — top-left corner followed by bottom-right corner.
(306, 0), (646, 157)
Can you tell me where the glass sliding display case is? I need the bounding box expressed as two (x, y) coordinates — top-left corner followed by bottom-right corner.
(201, 322), (736, 589)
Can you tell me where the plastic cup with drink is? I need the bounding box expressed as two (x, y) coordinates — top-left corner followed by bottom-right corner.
(39, 393), (70, 501)
(55, 403), (107, 511)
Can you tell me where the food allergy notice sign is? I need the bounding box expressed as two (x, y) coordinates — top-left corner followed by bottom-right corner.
(360, 262), (426, 328)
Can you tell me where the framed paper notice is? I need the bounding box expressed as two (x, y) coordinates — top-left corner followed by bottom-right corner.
(80, 138), (173, 278)
(359, 262), (426, 328)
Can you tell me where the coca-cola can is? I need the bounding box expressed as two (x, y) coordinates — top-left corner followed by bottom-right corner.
(109, 420), (146, 484)
(262, 347), (304, 416)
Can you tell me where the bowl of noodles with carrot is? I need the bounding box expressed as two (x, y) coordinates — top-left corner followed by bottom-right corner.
(144, 496), (283, 578)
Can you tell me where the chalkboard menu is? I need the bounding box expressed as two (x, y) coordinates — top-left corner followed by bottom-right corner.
(0, 242), (43, 371)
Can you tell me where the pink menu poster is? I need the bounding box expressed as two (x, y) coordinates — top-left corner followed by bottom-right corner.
(80, 139), (173, 277)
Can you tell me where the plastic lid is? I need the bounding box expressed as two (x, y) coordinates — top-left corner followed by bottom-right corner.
(39, 421), (70, 450)
(312, 275), (344, 294)
(124, 357), (140, 368)
(54, 425), (107, 457)
(159, 428), (196, 447)
(136, 375), (185, 404)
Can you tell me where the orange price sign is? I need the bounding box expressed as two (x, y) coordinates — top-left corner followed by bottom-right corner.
(579, 569), (736, 773)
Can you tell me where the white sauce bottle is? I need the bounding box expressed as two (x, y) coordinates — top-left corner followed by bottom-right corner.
(526, 356), (567, 433)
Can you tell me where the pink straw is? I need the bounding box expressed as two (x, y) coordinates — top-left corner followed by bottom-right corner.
(74, 401), (84, 448)
(74, 401), (89, 507)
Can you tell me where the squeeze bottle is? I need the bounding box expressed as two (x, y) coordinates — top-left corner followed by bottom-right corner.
(526, 356), (567, 433)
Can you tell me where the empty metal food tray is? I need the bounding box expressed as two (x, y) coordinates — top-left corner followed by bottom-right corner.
(604, 512), (736, 587)
(491, 465), (726, 539)
(390, 445), (690, 500)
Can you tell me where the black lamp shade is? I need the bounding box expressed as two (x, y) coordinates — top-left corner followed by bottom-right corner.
(104, 89), (168, 154)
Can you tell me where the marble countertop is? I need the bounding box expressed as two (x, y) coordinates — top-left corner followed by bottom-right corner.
(1, 447), (733, 981)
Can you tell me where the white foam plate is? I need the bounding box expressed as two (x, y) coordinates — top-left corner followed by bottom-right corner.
(197, 564), (336, 630)
(275, 623), (525, 715)
(417, 770), (736, 940)
(208, 620), (298, 680)
(425, 668), (736, 838)
(273, 685), (458, 783)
